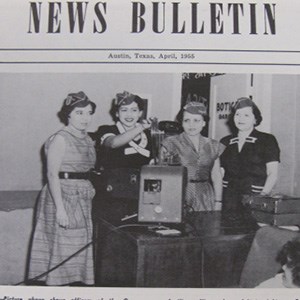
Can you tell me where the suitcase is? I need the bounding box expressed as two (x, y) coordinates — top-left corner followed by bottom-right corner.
(243, 195), (300, 226)
(243, 195), (300, 213)
(251, 210), (300, 226)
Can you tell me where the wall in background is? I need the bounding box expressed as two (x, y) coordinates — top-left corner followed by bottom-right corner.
(270, 74), (299, 195)
(210, 73), (300, 196)
(0, 72), (182, 191)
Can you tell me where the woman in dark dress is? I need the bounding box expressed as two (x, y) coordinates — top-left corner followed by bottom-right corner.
(95, 91), (152, 169)
(93, 91), (153, 219)
(220, 97), (280, 213)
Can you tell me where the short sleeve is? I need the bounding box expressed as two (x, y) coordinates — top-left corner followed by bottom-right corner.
(262, 134), (280, 163)
(95, 125), (116, 146)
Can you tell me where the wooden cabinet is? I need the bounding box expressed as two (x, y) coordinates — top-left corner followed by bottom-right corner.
(94, 211), (257, 288)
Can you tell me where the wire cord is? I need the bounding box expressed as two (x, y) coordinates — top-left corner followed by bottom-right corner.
(15, 241), (93, 286)
(15, 222), (148, 286)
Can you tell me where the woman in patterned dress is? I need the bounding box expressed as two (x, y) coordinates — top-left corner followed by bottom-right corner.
(161, 101), (224, 211)
(28, 91), (97, 286)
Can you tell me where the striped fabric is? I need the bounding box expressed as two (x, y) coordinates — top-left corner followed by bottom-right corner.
(185, 181), (215, 211)
(251, 184), (264, 193)
(28, 127), (96, 286)
(162, 133), (225, 211)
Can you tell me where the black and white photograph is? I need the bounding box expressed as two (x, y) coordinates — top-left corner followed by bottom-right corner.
(2, 0), (300, 299)
(1, 72), (300, 292)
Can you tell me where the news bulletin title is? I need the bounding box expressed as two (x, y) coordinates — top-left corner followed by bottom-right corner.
(27, 1), (277, 35)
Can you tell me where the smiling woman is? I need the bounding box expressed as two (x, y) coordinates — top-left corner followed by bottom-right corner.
(220, 97), (280, 213)
(94, 91), (153, 169)
(91, 91), (154, 218)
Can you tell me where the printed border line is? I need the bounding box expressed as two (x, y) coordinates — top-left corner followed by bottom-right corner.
(1, 61), (300, 66)
(1, 48), (300, 53)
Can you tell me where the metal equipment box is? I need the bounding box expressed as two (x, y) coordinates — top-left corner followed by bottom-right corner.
(138, 165), (187, 223)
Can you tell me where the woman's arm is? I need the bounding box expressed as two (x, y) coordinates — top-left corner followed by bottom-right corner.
(211, 158), (223, 210)
(103, 120), (151, 149)
(47, 135), (69, 228)
(261, 161), (279, 195)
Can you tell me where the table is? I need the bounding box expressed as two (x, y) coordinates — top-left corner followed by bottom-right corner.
(94, 209), (258, 288)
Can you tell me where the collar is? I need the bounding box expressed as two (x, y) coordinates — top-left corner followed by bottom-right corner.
(116, 122), (150, 157)
(229, 129), (258, 145)
(64, 126), (87, 139)
(182, 132), (207, 153)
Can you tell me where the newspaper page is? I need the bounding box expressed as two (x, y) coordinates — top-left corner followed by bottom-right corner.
(1, 0), (300, 300)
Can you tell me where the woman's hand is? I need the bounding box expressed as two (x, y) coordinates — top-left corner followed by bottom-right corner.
(261, 161), (279, 195)
(214, 201), (222, 211)
(56, 206), (69, 228)
(139, 118), (153, 130)
(47, 135), (69, 228)
(103, 118), (154, 149)
(211, 158), (223, 207)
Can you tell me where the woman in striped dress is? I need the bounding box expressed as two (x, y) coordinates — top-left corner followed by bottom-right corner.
(161, 101), (224, 211)
(28, 91), (97, 286)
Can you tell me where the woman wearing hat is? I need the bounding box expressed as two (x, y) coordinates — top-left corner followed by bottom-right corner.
(93, 91), (153, 218)
(28, 92), (96, 286)
(95, 91), (153, 169)
(161, 100), (224, 211)
(220, 97), (280, 213)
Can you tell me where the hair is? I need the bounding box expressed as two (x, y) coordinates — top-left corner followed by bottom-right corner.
(58, 93), (96, 125)
(227, 97), (263, 132)
(110, 94), (144, 122)
(176, 107), (210, 124)
(276, 239), (300, 287)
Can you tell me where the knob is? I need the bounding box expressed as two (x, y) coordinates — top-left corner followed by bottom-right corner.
(154, 206), (163, 214)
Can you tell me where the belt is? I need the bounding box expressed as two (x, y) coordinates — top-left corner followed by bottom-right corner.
(59, 170), (101, 180)
(189, 179), (208, 183)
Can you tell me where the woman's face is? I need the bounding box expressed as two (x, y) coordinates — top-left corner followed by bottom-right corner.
(68, 104), (93, 131)
(234, 106), (256, 132)
(116, 101), (142, 129)
(182, 111), (206, 136)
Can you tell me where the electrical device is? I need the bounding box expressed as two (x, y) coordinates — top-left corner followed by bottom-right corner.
(138, 164), (187, 223)
(138, 119), (187, 224)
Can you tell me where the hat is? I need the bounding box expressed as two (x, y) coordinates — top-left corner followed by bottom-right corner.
(183, 101), (207, 115)
(64, 91), (91, 107)
(115, 91), (138, 107)
(59, 91), (96, 125)
(234, 97), (255, 110)
(114, 91), (143, 107)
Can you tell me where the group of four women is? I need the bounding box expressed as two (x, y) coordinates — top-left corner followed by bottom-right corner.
(28, 90), (280, 286)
